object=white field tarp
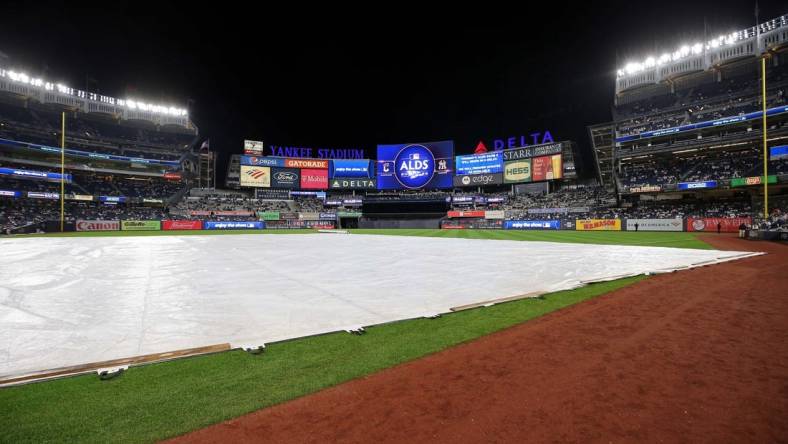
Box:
[0,234,759,378]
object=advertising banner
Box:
[142,198,163,204]
[121,220,161,231]
[771,145,788,160]
[447,210,486,218]
[99,196,127,203]
[441,219,503,229]
[455,152,503,175]
[189,210,253,216]
[502,142,563,161]
[27,192,59,199]
[300,168,329,189]
[0,190,21,198]
[484,210,505,219]
[163,172,182,180]
[342,198,362,206]
[329,178,377,189]
[204,221,265,230]
[686,217,752,233]
[162,220,202,230]
[270,167,301,189]
[255,188,290,200]
[76,220,119,231]
[376,140,454,189]
[730,175,777,187]
[575,219,622,231]
[677,180,717,190]
[67,194,94,201]
[503,159,531,183]
[240,165,271,187]
[257,211,281,221]
[625,219,683,232]
[285,158,329,169]
[241,156,285,167]
[337,211,362,218]
[299,212,320,220]
[244,140,264,155]
[329,159,372,178]
[280,212,299,220]
[531,155,563,181]
[0,167,72,182]
[629,185,662,193]
[504,220,561,230]
[453,173,503,187]
[320,212,337,220]
[266,220,336,229]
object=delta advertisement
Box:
[455,152,503,175]
[203,221,265,230]
[121,220,161,231]
[329,159,373,178]
[686,217,752,233]
[575,219,622,231]
[240,165,271,187]
[376,140,454,190]
[300,168,329,189]
[503,159,531,183]
[162,220,202,230]
[625,219,683,232]
[76,220,120,231]
[329,178,377,189]
[504,220,561,230]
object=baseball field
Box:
[0,230,786,443]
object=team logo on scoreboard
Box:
[393,144,436,189]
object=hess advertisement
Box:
[503,159,531,183]
[240,165,271,187]
[376,141,454,189]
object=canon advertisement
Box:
[376,140,454,190]
[76,220,120,231]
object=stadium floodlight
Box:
[0,64,189,118]
[617,13,786,78]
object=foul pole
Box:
[60,112,66,232]
[761,57,768,219]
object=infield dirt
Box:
[167,235,788,443]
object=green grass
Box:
[0,275,646,444]
[347,229,713,249]
[11,228,714,250]
[0,230,713,443]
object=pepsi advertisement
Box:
[329,159,372,178]
[455,152,503,175]
[376,140,454,190]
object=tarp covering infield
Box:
[0,234,761,379]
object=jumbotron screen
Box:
[376,140,454,190]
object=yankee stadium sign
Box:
[269,145,365,159]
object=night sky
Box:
[0,1,784,181]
